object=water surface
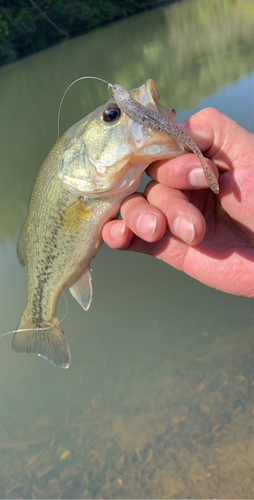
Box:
[0,0,253,498]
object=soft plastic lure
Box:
[110,83,219,194]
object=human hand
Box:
[102,108,254,298]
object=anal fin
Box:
[69,268,92,311]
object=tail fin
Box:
[12,313,71,369]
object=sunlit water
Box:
[0,0,253,498]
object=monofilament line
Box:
[57,76,112,140]
[0,290,69,340]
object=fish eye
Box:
[102,105,121,123]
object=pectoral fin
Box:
[69,268,92,311]
[17,223,28,266]
[60,199,93,235]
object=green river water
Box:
[0,0,253,497]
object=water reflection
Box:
[0,0,253,497]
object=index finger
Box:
[178,107,253,171]
[146,154,218,191]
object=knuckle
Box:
[201,107,224,123]
[121,194,145,221]
[144,180,159,199]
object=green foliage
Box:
[0,14,8,42]
[0,0,158,66]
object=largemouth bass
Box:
[13,79,200,369]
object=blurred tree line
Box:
[0,0,165,66]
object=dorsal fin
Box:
[17,223,28,267]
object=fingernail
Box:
[136,212,157,237]
[110,221,125,239]
[173,216,195,244]
[188,168,206,187]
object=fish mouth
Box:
[95,80,185,198]
[132,79,160,111]
[128,79,184,159]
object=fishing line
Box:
[57,76,113,140]
[28,0,68,37]
[57,76,157,140]
[0,290,69,340]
